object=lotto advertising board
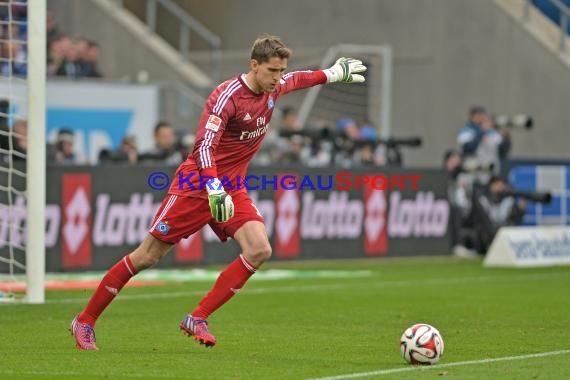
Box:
[1,165,451,272]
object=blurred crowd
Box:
[0,105,193,167]
[1,99,417,169]
[252,106,417,168]
[0,4,102,79]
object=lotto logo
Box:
[155,221,171,235]
[62,174,92,268]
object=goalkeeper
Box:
[71,34,366,350]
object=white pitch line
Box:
[307,349,570,380]
[36,270,570,305]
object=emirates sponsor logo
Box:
[239,124,270,140]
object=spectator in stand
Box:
[47,34,102,79]
[10,119,27,160]
[47,35,64,76]
[2,22,25,42]
[0,116,27,162]
[0,99,9,129]
[0,99,10,162]
[54,35,81,79]
[75,37,91,76]
[52,128,87,165]
[71,37,103,78]
[9,1,27,22]
[99,135,139,165]
[0,39,27,76]
[254,105,301,166]
[139,121,183,165]
[175,131,195,161]
[280,134,310,165]
[83,40,102,78]
[47,34,71,77]
[280,106,302,132]
[46,9,59,47]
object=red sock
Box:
[191,254,256,319]
[78,255,137,326]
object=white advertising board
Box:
[484,226,570,267]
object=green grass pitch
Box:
[1,256,569,379]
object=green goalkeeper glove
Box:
[323,57,367,83]
[206,178,234,222]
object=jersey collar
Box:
[239,74,263,96]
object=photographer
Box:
[333,118,361,167]
[472,176,527,254]
[457,106,510,184]
[443,149,477,257]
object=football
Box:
[400,323,444,365]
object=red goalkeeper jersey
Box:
[169,70,327,198]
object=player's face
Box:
[252,57,287,93]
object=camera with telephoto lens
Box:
[378,137,422,148]
[502,190,552,204]
[493,114,533,130]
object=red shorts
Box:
[149,191,264,244]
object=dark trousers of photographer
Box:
[472,193,525,253]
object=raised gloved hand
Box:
[323,57,367,83]
[206,178,234,222]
